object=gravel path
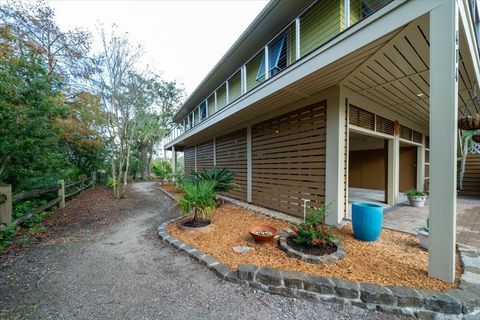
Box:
[0,182,409,319]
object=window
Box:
[256,33,287,81]
[199,101,207,120]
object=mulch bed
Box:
[286,237,337,256]
[168,202,461,291]
[160,183,183,200]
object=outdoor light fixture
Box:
[417,93,424,97]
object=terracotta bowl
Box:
[249,224,277,243]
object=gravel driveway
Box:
[0,182,409,319]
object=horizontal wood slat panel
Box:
[376,115,394,135]
[349,105,374,130]
[184,146,196,175]
[252,102,327,217]
[196,140,214,171]
[216,129,247,201]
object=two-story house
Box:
[164,0,480,283]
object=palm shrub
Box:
[192,167,239,193]
[178,180,216,222]
[292,207,336,247]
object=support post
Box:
[80,175,85,192]
[264,46,269,80]
[428,0,459,283]
[58,180,65,209]
[247,126,253,203]
[387,135,400,205]
[0,184,12,226]
[92,172,96,187]
[295,18,301,60]
[171,145,177,178]
[325,86,346,225]
[417,136,426,191]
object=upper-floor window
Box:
[256,33,287,81]
[199,101,207,120]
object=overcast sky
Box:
[48,0,268,96]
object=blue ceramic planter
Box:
[351,202,383,242]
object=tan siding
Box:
[216,129,248,200]
[251,102,327,217]
[184,146,196,174]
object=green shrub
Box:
[405,189,427,197]
[13,199,47,220]
[106,177,116,188]
[192,167,239,193]
[0,225,19,251]
[292,207,336,247]
[152,160,172,183]
[178,180,216,222]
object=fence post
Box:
[80,175,85,191]
[0,184,12,226]
[58,180,65,209]
[92,172,96,187]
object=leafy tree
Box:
[151,160,172,184]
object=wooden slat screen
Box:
[349,105,374,130]
[196,140,214,171]
[400,125,412,140]
[184,146,196,174]
[412,130,423,143]
[375,116,394,135]
[252,102,327,217]
[216,129,247,200]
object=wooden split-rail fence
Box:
[0,174,96,229]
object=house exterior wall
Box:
[229,71,242,102]
[196,140,214,171]
[184,146,196,174]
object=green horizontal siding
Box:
[300,0,342,57]
[216,84,227,110]
[207,94,215,116]
[246,51,264,92]
[229,71,242,102]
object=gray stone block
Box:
[386,285,423,308]
[303,276,335,295]
[211,263,231,279]
[236,264,258,281]
[169,240,182,249]
[158,231,168,240]
[418,290,462,314]
[281,270,305,290]
[331,278,360,300]
[257,268,283,287]
[445,289,480,314]
[200,254,218,267]
[462,255,480,270]
[181,244,194,253]
[360,283,395,305]
[189,249,205,262]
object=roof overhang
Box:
[172,0,314,122]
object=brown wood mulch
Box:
[168,203,461,291]
[160,183,183,200]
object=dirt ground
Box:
[0,182,409,320]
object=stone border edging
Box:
[158,219,480,319]
[278,230,345,264]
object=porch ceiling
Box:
[341,14,480,129]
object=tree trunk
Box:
[116,138,125,198]
[122,142,132,197]
[147,140,154,179]
[139,142,148,180]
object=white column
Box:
[417,136,425,191]
[247,126,253,203]
[213,137,217,167]
[344,0,350,29]
[171,145,177,175]
[214,91,218,112]
[325,86,346,225]
[387,135,400,205]
[295,18,301,60]
[241,65,247,94]
[264,46,269,80]
[428,0,459,283]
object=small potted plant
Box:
[415,218,429,250]
[405,189,428,208]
